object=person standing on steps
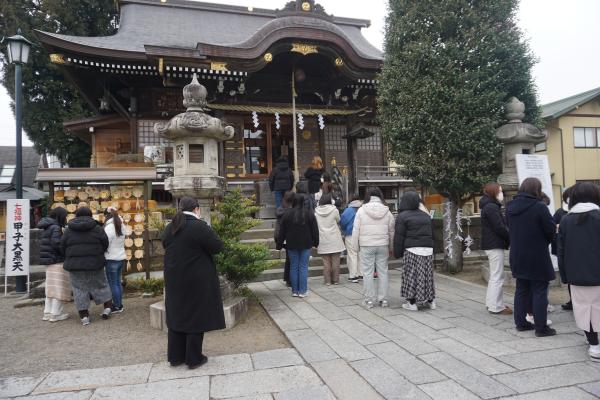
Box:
[557,182,600,361]
[507,177,557,337]
[479,182,512,315]
[60,207,113,326]
[103,206,126,314]
[304,156,324,196]
[161,197,225,369]
[352,187,395,309]
[38,206,71,323]
[315,193,346,286]
[269,156,294,209]
[552,186,574,311]
[275,191,295,287]
[394,191,436,311]
[277,193,319,298]
[340,196,363,283]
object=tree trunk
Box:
[443,199,464,273]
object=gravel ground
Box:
[0,294,289,377]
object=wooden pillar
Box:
[130,117,138,154]
[346,118,359,197]
[143,180,151,280]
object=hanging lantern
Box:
[252,111,259,128]
[317,114,325,130]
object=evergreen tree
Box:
[379,0,540,272]
[1,0,117,166]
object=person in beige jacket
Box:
[352,187,395,308]
[315,193,347,285]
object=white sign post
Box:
[4,199,30,296]
[515,154,555,211]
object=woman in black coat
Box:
[557,182,600,360]
[507,178,556,337]
[161,197,225,369]
[479,183,511,315]
[61,207,112,326]
[304,156,324,195]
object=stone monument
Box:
[149,74,247,331]
[496,97,547,194]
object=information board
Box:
[515,154,555,211]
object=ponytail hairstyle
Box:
[104,206,123,236]
[172,196,200,235]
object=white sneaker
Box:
[42,313,51,321]
[547,304,556,313]
[81,316,90,326]
[49,313,70,322]
[292,293,299,297]
[298,293,308,298]
[428,301,437,310]
[380,300,389,308]
[525,315,552,326]
[402,303,418,311]
[589,345,600,361]
[101,308,112,320]
[363,300,374,309]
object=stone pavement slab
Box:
[418,380,480,400]
[273,385,335,400]
[210,366,321,399]
[332,318,387,345]
[429,337,516,374]
[90,376,209,400]
[579,381,600,396]
[438,327,518,357]
[148,353,252,381]
[251,349,304,370]
[311,359,384,400]
[498,346,590,369]
[0,375,46,398]
[12,391,93,400]
[494,362,600,394]
[303,317,374,361]
[351,357,430,400]
[497,386,598,399]
[33,364,152,394]
[284,329,338,363]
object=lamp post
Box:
[3,29,32,293]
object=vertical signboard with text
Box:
[4,199,30,294]
[515,154,555,211]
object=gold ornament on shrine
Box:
[210,61,229,72]
[335,57,344,67]
[291,43,318,56]
[49,53,67,65]
[264,53,273,62]
[301,2,311,11]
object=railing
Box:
[357,165,413,183]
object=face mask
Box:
[496,192,504,203]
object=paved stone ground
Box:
[3,272,600,399]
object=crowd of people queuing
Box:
[481,177,600,360]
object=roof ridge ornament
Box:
[279,0,331,19]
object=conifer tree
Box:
[379,0,539,271]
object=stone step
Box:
[240,238,276,249]
[254,219,277,230]
[240,228,275,241]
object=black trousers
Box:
[168,329,204,366]
[514,278,549,332]
[586,324,599,346]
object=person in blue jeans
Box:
[269,156,295,208]
[277,193,319,297]
[103,207,127,313]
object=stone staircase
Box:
[242,220,489,282]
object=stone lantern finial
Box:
[183,73,208,111]
[505,97,525,122]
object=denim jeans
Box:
[274,191,284,208]
[105,260,125,308]
[360,245,389,303]
[288,249,310,295]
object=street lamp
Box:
[3,29,32,294]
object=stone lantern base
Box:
[164,175,226,199]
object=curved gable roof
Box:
[37,0,383,63]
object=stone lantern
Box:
[155,74,234,221]
[496,97,547,195]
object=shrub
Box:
[128,277,164,296]
[212,189,273,288]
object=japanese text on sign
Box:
[5,199,30,277]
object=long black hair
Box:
[75,207,93,217]
[49,207,67,227]
[105,207,123,236]
[172,196,200,234]
[364,187,384,204]
[291,193,309,225]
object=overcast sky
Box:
[1,0,599,147]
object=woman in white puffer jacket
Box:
[104,207,126,313]
[352,187,395,309]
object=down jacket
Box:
[104,217,126,261]
[269,160,294,192]
[314,204,346,254]
[61,216,109,272]
[351,196,395,250]
[37,217,65,265]
[393,192,434,258]
[479,195,509,250]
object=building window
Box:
[324,125,347,151]
[535,142,547,152]
[189,144,204,163]
[138,120,174,163]
[574,127,600,148]
[357,128,382,151]
[0,165,15,184]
